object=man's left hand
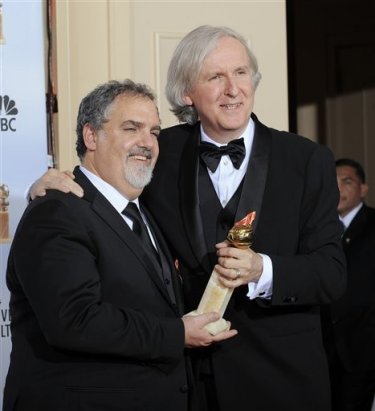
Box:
[215,241,263,288]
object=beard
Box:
[124,148,154,189]
[124,162,153,189]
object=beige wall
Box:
[54,1,131,169]
[54,1,288,171]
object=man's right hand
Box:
[29,169,84,200]
[182,312,238,348]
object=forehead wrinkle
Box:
[122,119,143,127]
[121,119,161,132]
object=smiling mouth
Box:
[221,103,242,110]
[129,148,152,161]
[130,154,151,161]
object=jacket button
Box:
[283,296,298,304]
[164,278,170,285]
[180,384,189,393]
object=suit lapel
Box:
[73,168,175,308]
[235,114,271,235]
[343,205,368,250]
[142,206,185,315]
[179,125,211,273]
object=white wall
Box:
[0,1,48,407]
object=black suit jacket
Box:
[327,204,375,372]
[142,114,346,411]
[4,168,189,411]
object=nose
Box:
[139,130,157,148]
[224,76,239,97]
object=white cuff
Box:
[247,254,273,300]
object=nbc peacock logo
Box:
[0,95,18,132]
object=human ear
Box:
[361,183,369,199]
[82,124,97,151]
[182,95,193,106]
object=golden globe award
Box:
[0,3,5,45]
[189,211,256,335]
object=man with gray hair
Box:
[143,25,345,411]
[29,26,346,410]
[4,79,236,411]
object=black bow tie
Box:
[199,138,246,173]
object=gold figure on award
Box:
[0,3,5,45]
[190,211,256,335]
[0,184,10,242]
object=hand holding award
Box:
[189,211,256,335]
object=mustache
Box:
[128,147,153,159]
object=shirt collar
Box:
[79,166,139,214]
[199,117,254,165]
[340,202,363,229]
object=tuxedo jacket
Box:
[327,204,375,372]
[142,114,346,411]
[4,168,189,411]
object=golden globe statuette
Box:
[189,211,256,335]
[0,184,10,242]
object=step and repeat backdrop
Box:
[0,1,48,406]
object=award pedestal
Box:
[188,212,256,335]
[188,269,233,335]
[0,210,10,243]
[0,184,10,243]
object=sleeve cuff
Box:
[247,253,273,300]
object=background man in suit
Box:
[322,158,375,411]
[28,26,346,410]
[3,79,236,411]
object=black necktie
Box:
[199,138,246,173]
[122,202,160,264]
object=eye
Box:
[236,68,248,76]
[209,74,221,81]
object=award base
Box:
[187,310,230,335]
[187,269,233,335]
[0,211,10,243]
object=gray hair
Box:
[166,25,262,125]
[76,79,156,160]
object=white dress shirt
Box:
[80,166,157,247]
[200,119,273,299]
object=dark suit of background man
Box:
[3,80,236,411]
[322,158,375,411]
[29,26,346,411]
